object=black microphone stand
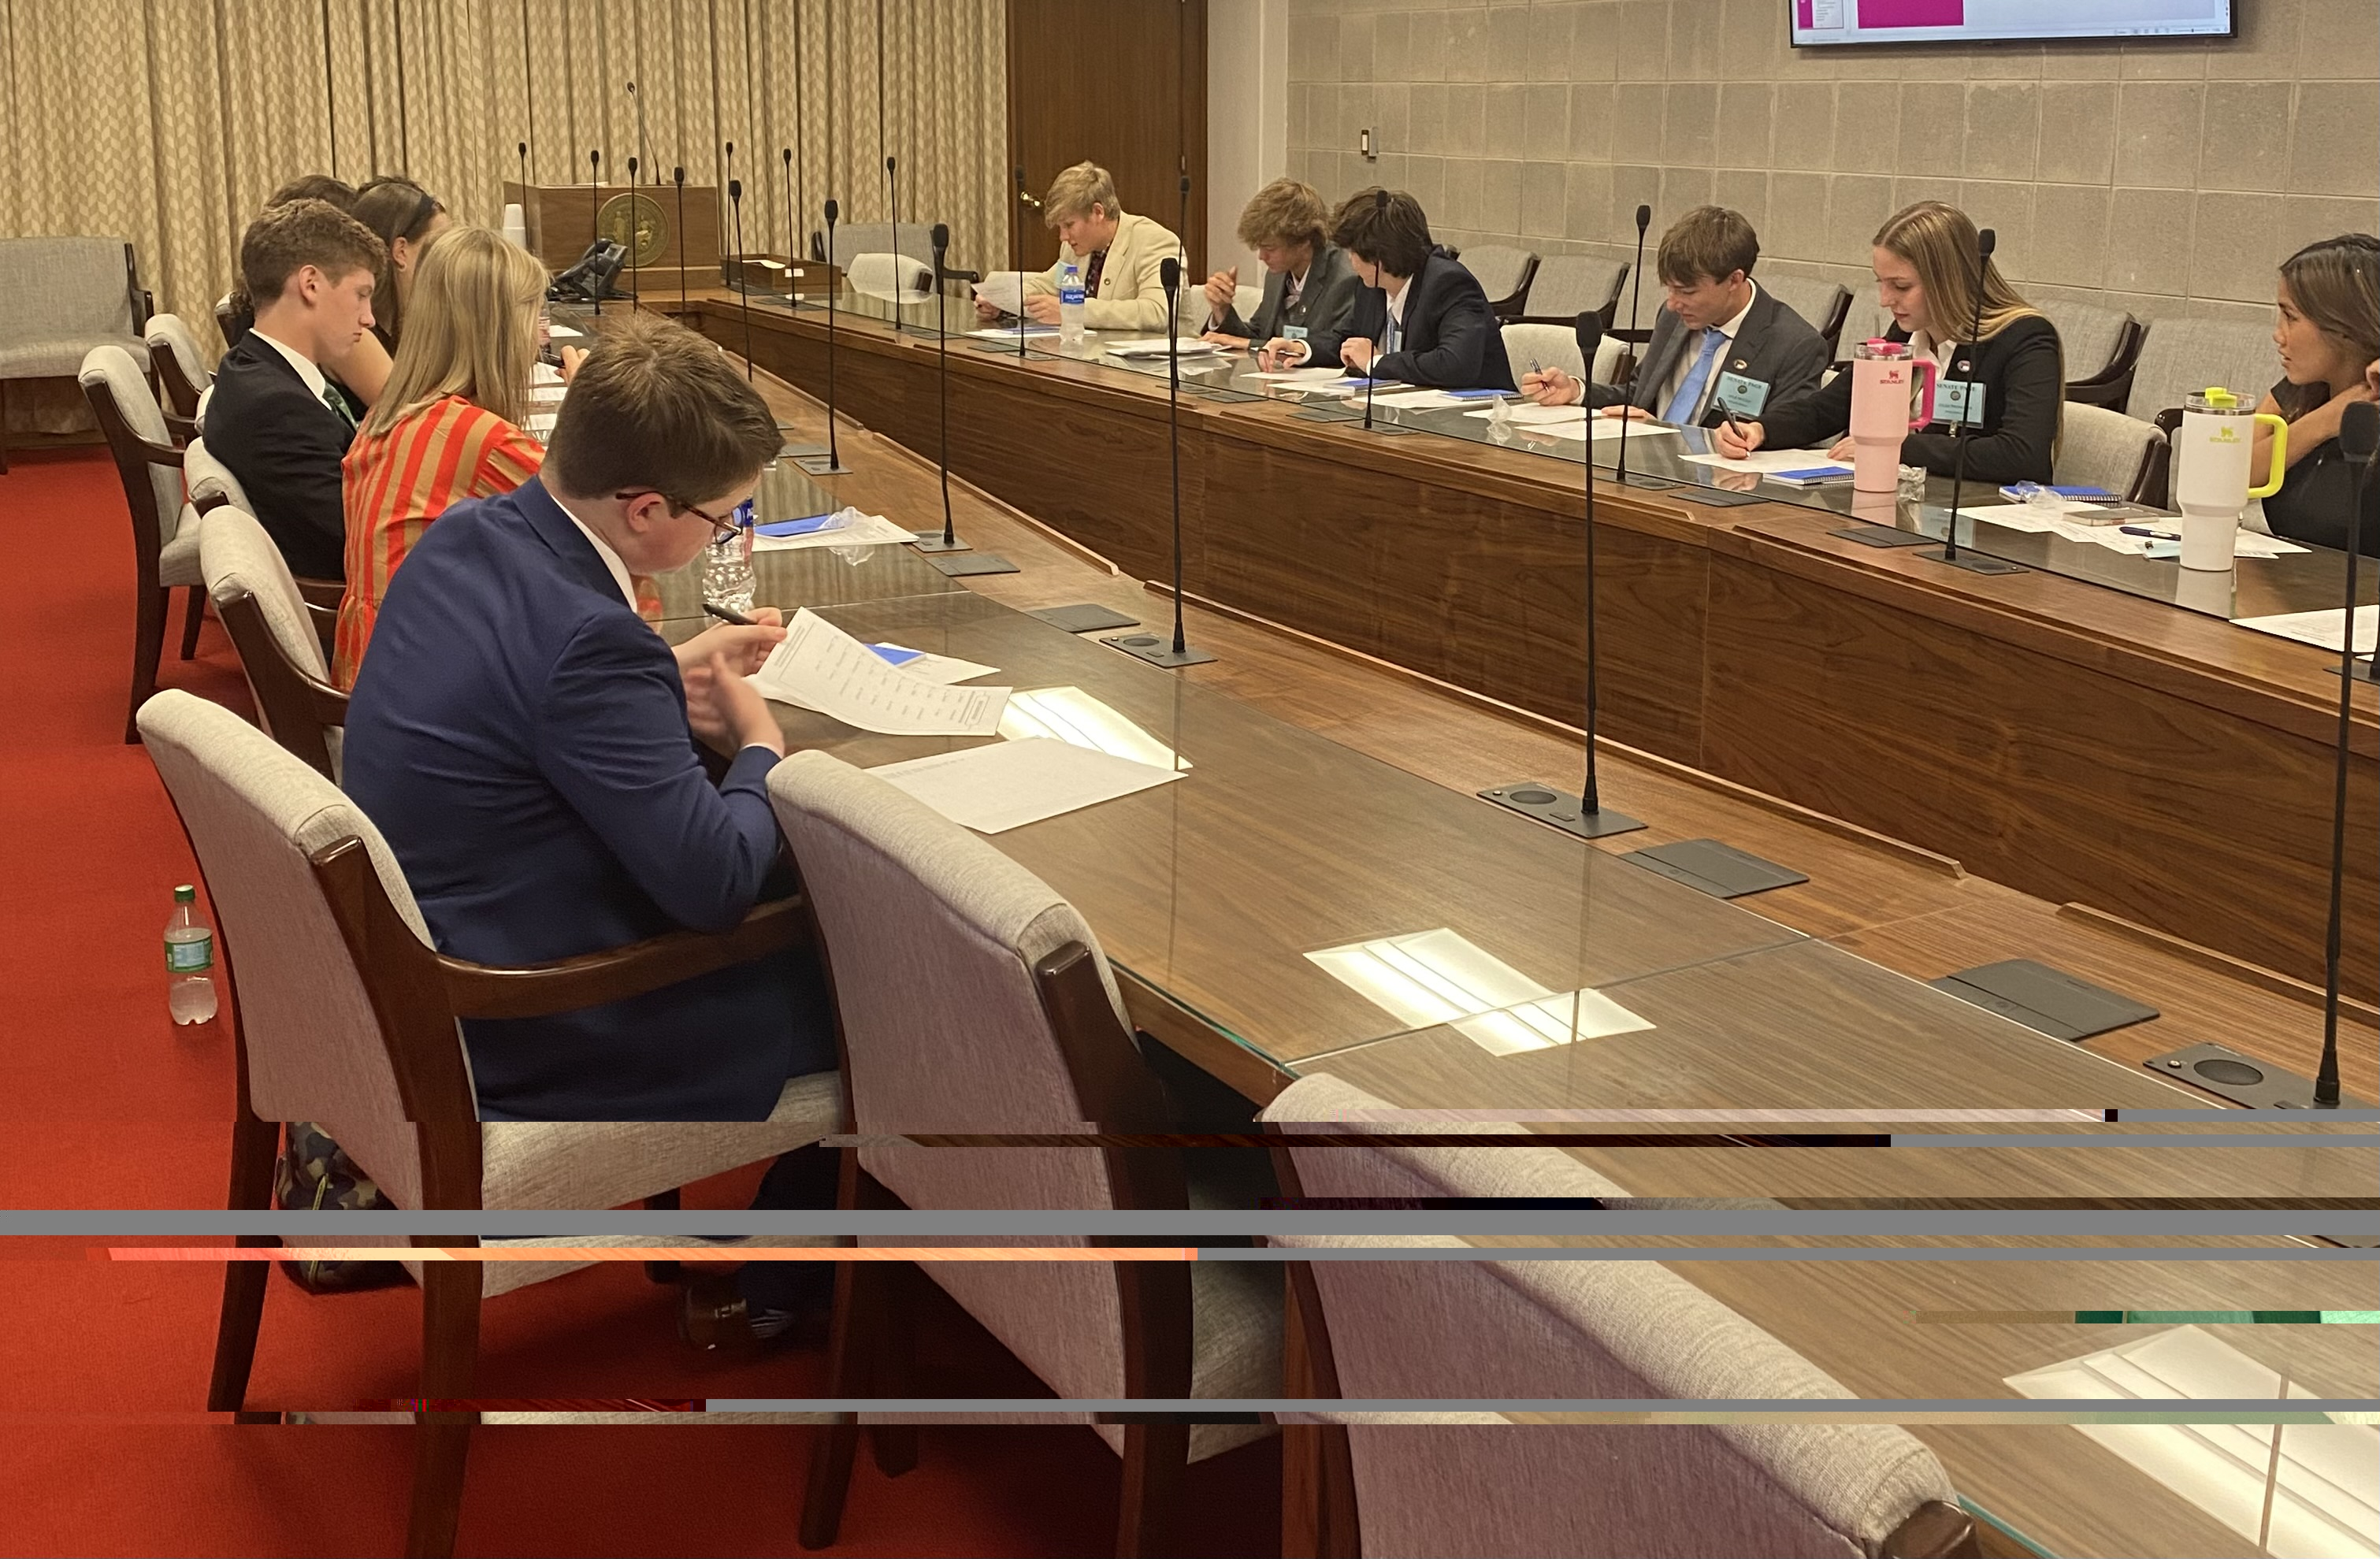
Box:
[589,149,604,315]
[1613,203,1670,490]
[1362,189,1387,432]
[516,141,528,199]
[673,166,688,321]
[730,176,756,380]
[782,147,798,306]
[1482,309,1643,838]
[626,156,640,303]
[2315,400,2377,1108]
[1928,228,2022,575]
[1105,257,1215,668]
[1012,165,1031,359]
[795,199,851,474]
[886,154,903,336]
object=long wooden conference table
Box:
[607,313,2378,1559]
[674,285,2379,1002]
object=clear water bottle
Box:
[703,498,757,615]
[1058,262,1086,349]
[165,884,217,1026]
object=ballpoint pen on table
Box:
[2118,525,2183,541]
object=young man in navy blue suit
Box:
[1265,187,1517,392]
[343,312,833,1346]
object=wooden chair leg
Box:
[800,1151,874,1551]
[643,1187,682,1283]
[206,1114,281,1415]
[0,378,10,474]
[125,584,167,744]
[406,1260,481,1559]
[179,585,205,659]
[1114,1420,1191,1559]
[867,1260,919,1477]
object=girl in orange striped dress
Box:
[334,226,590,688]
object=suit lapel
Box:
[514,478,636,603]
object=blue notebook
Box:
[756,512,838,537]
[1769,466,1856,486]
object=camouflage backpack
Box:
[273,1122,406,1293]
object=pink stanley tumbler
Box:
[1847,340,1937,493]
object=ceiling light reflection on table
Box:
[1305,928,1654,1056]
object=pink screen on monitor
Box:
[1856,0,1966,24]
[1797,0,1816,24]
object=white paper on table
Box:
[546,324,585,340]
[1103,336,1223,359]
[1955,507,2313,559]
[968,324,1058,341]
[532,362,565,385]
[749,510,917,551]
[867,736,1183,833]
[871,645,1001,685]
[998,685,1190,770]
[1250,366,1350,384]
[1684,446,1843,473]
[1368,388,1469,410]
[525,411,557,432]
[529,385,569,406]
[2233,603,2378,654]
[1532,417,1683,443]
[748,608,1008,734]
[1464,403,1590,427]
[971,270,1030,314]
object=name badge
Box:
[1711,369,1770,418]
[1935,380,1987,427]
[1282,325,1309,340]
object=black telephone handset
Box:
[548,239,627,303]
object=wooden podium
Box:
[505,181,721,299]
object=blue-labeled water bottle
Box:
[1059,261,1086,349]
[165,884,217,1026]
[704,496,758,616]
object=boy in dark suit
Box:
[1279,187,1517,392]
[203,199,384,581]
[1522,206,1829,429]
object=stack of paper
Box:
[1368,388,1471,411]
[748,610,1008,734]
[1955,508,2313,560]
[1463,403,1591,428]
[1103,337,1223,359]
[1251,366,1351,385]
[1683,447,1844,473]
[748,509,917,551]
[2233,603,2378,654]
[869,737,1183,833]
[868,644,1001,685]
[970,270,1030,315]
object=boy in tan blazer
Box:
[982,161,1183,334]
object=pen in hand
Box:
[703,600,756,626]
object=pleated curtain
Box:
[1,0,1008,414]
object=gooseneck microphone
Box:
[627,81,648,185]
[2315,399,2378,1109]
[1363,189,1388,432]
[729,177,755,380]
[1942,227,1996,565]
[931,222,956,548]
[626,157,640,301]
[794,198,850,475]
[673,165,688,320]
[589,149,605,315]
[1476,307,1643,838]
[1012,165,1030,359]
[1104,258,1215,668]
[517,141,528,194]
[782,147,796,303]
[886,155,903,335]
[1613,203,1652,487]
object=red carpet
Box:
[0,448,1278,1557]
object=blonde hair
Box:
[359,225,544,440]
[1044,161,1118,227]
[1874,202,2042,343]
[1236,177,1328,252]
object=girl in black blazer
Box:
[2253,234,2378,557]
[1718,202,2063,485]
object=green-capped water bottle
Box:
[165,885,218,1026]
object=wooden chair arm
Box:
[438,894,811,1020]
[306,600,339,661]
[293,576,343,611]
[1881,1499,1982,1558]
[164,410,197,444]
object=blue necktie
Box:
[1663,329,1722,424]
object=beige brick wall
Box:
[1283,0,2378,329]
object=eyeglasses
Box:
[614,488,742,544]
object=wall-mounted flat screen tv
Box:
[1790,0,2236,46]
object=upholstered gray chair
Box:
[137,689,845,1559]
[1259,1072,1982,1559]
[2053,403,2165,503]
[182,433,251,517]
[818,220,939,269]
[2041,301,2144,409]
[1517,254,1629,328]
[1454,243,1539,319]
[145,312,213,422]
[1500,322,1626,390]
[80,344,202,741]
[0,236,146,473]
[198,507,344,780]
[766,748,1281,1557]
[1761,274,1857,358]
[1234,281,1266,323]
[2126,317,2282,426]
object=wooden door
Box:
[1005,0,1208,277]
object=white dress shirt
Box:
[551,496,642,612]
[248,328,330,402]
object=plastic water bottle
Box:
[703,498,757,616]
[1059,262,1086,349]
[165,885,218,1026]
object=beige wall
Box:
[1280,0,2378,331]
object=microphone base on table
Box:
[1832,524,1936,548]
[1101,633,1216,668]
[1031,603,1140,633]
[1478,782,1646,840]
[791,454,852,476]
[1611,473,1679,491]
[2138,1041,2367,1111]
[911,531,970,554]
[925,551,1017,577]
[1918,546,2026,575]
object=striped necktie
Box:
[321,383,356,431]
